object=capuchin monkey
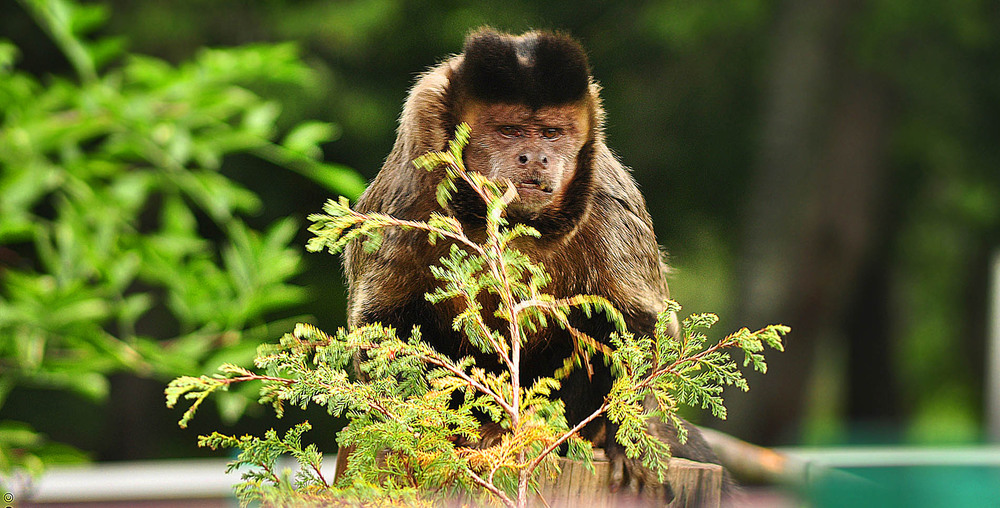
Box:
[339,28,727,500]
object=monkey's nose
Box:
[517,153,548,166]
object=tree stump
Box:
[539,455,723,507]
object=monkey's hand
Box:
[604,418,676,503]
[604,415,727,503]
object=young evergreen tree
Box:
[167,124,788,507]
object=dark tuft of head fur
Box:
[453,28,590,109]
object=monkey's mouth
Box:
[515,178,553,197]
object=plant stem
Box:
[516,468,529,508]
[525,400,609,476]
[250,143,366,197]
[419,352,516,418]
[20,0,98,83]
[466,466,515,507]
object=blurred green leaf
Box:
[243,101,281,137]
[283,121,338,159]
[0,40,18,70]
[0,421,88,477]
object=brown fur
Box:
[340,29,725,498]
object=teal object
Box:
[809,465,1000,508]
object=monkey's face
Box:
[461,102,589,216]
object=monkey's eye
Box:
[498,126,523,138]
[540,128,562,140]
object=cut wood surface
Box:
[539,455,723,507]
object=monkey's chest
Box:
[425,293,616,416]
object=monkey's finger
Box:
[608,454,627,493]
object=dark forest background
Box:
[2,0,1000,466]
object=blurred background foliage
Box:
[1,0,999,477]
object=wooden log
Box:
[538,454,723,507]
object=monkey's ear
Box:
[529,32,591,102]
[396,61,456,163]
[457,30,520,103]
[456,28,590,108]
